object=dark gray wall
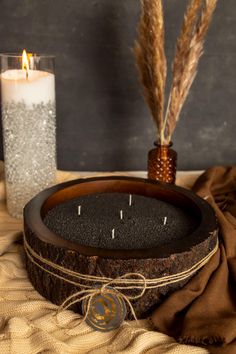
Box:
[0,0,235,171]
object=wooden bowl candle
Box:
[24,176,218,325]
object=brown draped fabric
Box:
[151,166,236,354]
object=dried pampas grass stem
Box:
[165,0,217,140]
[163,0,203,136]
[135,0,167,144]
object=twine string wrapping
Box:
[23,233,219,321]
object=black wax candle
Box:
[43,193,197,250]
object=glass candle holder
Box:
[0,52,57,218]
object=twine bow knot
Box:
[58,273,147,322]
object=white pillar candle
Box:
[1,69,55,105]
[1,55,56,218]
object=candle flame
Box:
[22,49,32,78]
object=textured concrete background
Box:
[0,0,235,171]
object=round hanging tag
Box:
[82,287,126,332]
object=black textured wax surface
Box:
[43,193,198,250]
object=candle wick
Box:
[164,216,167,225]
[129,194,132,206]
[78,205,81,216]
[120,210,123,220]
[26,70,29,80]
[112,228,115,239]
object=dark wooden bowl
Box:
[24,176,218,319]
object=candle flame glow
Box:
[22,50,32,78]
[22,50,29,71]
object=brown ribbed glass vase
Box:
[148,142,177,184]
